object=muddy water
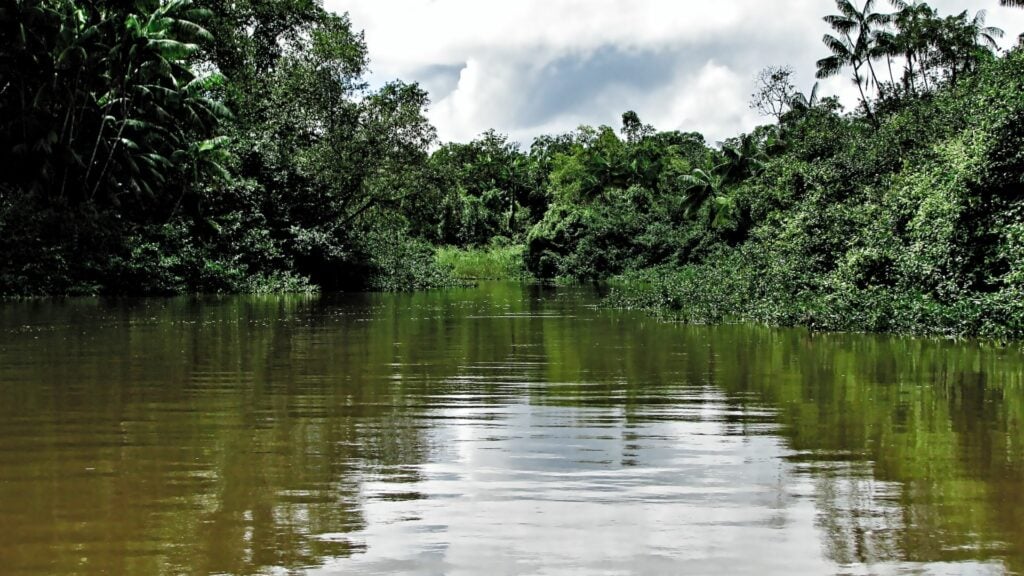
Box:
[1,282,1022,575]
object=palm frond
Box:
[822,34,854,57]
[816,56,844,78]
[824,14,857,34]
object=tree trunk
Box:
[886,56,896,96]
[865,57,881,96]
[853,65,876,125]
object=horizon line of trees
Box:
[1,0,1023,335]
[516,0,1024,338]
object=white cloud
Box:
[655,61,761,144]
[325,0,1024,145]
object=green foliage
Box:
[524,120,715,280]
[1,0,445,295]
[420,130,537,246]
[3,0,1024,344]
[436,243,528,281]
[595,48,1024,340]
[364,236,459,292]
[0,0,229,204]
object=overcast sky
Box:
[324,0,1024,145]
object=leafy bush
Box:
[365,236,460,292]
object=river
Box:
[1,282,1022,575]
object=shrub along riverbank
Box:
[2,1,1024,339]
[435,244,528,281]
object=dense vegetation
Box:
[2,0,1023,337]
[1,0,444,294]
[595,2,1024,340]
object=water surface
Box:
[1,282,1023,575]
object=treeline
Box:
[2,1,1024,338]
[592,1,1024,339]
[427,0,1024,339]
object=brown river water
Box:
[1,282,1023,575]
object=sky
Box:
[324,0,1024,146]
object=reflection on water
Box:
[0,282,1023,575]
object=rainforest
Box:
[2,0,1024,339]
[8,3,1024,575]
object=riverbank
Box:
[605,260,1024,341]
[435,244,529,281]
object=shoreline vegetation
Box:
[2,1,1024,340]
[436,244,529,281]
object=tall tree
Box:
[719,134,767,185]
[929,10,1003,84]
[677,164,740,230]
[790,82,822,111]
[871,29,901,92]
[888,0,938,92]
[228,9,437,286]
[823,0,892,91]
[817,32,876,121]
[966,9,1005,50]
[621,110,654,144]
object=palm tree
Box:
[817,0,897,121]
[790,82,821,111]
[965,10,1004,51]
[887,0,936,93]
[720,134,766,185]
[823,0,892,90]
[677,134,764,230]
[86,0,228,202]
[870,29,900,93]
[0,0,228,204]
[679,167,734,229]
[817,32,876,120]
[933,10,1004,84]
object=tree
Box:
[427,130,531,245]
[790,82,821,111]
[0,0,229,205]
[921,10,1004,86]
[673,134,763,230]
[871,28,900,92]
[252,23,436,285]
[817,32,876,120]
[887,0,938,93]
[824,0,892,90]
[965,10,1004,51]
[720,133,767,184]
[0,0,239,294]
[678,166,736,229]
[621,110,654,144]
[750,66,796,122]
[817,0,893,122]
